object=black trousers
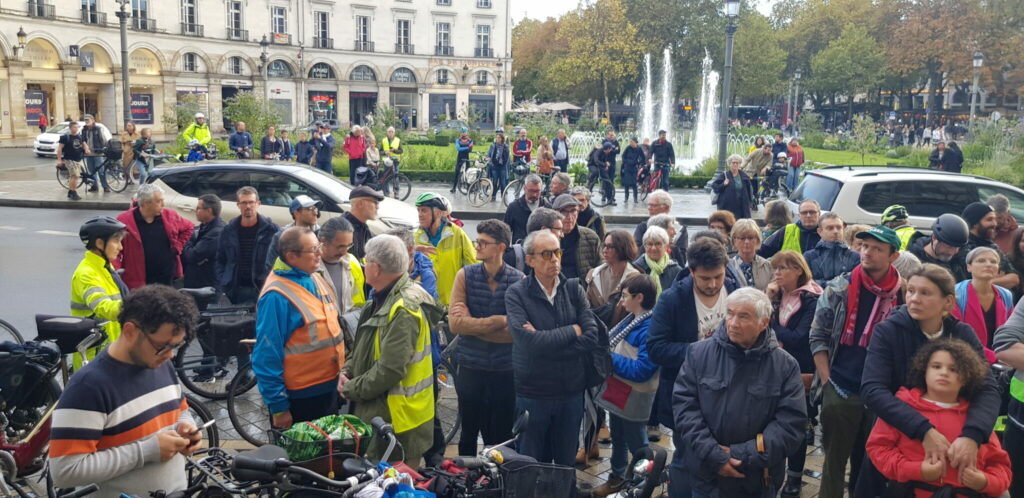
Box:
[349,157,364,185]
[290,390,341,424]
[455,366,516,457]
[1005,422,1024,497]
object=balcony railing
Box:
[227,28,248,41]
[435,45,453,56]
[474,47,494,58]
[132,17,157,32]
[395,43,414,55]
[27,1,55,19]
[181,22,204,37]
[314,37,333,49]
[354,40,374,52]
[81,8,106,25]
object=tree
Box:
[223,92,283,143]
[545,0,643,120]
[808,24,885,115]
[731,12,786,101]
[851,114,876,165]
[162,93,203,136]
[511,18,562,101]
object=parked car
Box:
[787,166,1024,229]
[147,161,418,232]
[432,119,469,135]
[33,121,85,157]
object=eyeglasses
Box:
[799,210,820,216]
[140,330,187,356]
[473,239,501,248]
[295,243,324,254]
[734,236,759,242]
[528,248,563,261]
[238,201,258,206]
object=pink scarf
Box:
[841,265,902,347]
[780,280,823,327]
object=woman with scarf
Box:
[586,230,641,321]
[952,246,1013,363]
[766,250,822,498]
[592,274,660,497]
[711,154,754,220]
[857,264,1001,497]
[633,226,681,297]
[729,219,773,291]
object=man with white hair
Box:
[635,190,689,267]
[115,184,194,289]
[676,287,806,497]
[343,125,367,185]
[549,172,572,198]
[340,234,436,464]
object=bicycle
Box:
[638,163,669,201]
[129,153,176,184]
[455,152,489,195]
[501,161,535,207]
[586,175,617,208]
[56,140,131,193]
[355,158,412,201]
[758,166,790,206]
[174,287,257,401]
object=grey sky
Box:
[512,0,777,23]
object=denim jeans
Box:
[786,166,801,191]
[609,414,648,478]
[135,158,153,184]
[515,393,584,467]
[659,165,671,190]
[86,156,110,190]
[489,163,508,199]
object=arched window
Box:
[350,65,376,81]
[229,56,243,75]
[309,62,335,79]
[390,67,416,83]
[183,53,198,72]
[476,71,489,85]
[267,59,293,78]
[436,69,450,84]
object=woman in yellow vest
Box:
[70,216,130,367]
[381,127,403,197]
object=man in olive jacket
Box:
[340,235,436,464]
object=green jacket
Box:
[342,274,436,462]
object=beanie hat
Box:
[962,202,993,228]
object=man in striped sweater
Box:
[49,285,201,496]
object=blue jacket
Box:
[315,135,335,165]
[612,316,658,382]
[803,240,859,287]
[229,131,253,152]
[280,139,294,160]
[410,252,439,301]
[295,140,315,164]
[253,262,337,414]
[214,214,280,295]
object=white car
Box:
[33,121,85,157]
[148,161,418,233]
[787,166,1024,228]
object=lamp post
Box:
[15,26,26,59]
[716,0,740,173]
[259,35,270,102]
[970,51,984,128]
[114,0,131,123]
[792,68,802,132]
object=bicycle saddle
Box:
[34,315,101,355]
[232,444,289,482]
[179,287,218,305]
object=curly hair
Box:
[119,284,198,339]
[907,338,989,400]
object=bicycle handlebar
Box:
[232,454,289,476]
[57,484,100,498]
[453,457,487,469]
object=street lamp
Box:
[13,26,27,59]
[792,68,802,131]
[113,0,131,123]
[462,64,470,84]
[970,51,984,128]
[716,0,740,173]
[259,35,270,102]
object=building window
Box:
[477,0,491,7]
[229,56,243,75]
[228,1,243,32]
[272,6,287,35]
[351,65,376,81]
[437,0,451,5]
[396,20,411,47]
[183,52,198,72]
[309,62,335,79]
[476,25,491,50]
[437,69,450,84]
[476,71,488,85]
[436,22,450,51]
[181,0,196,26]
[267,59,293,78]
[391,67,416,83]
[132,0,148,18]
[356,16,371,43]
[315,11,329,40]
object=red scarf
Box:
[841,265,902,347]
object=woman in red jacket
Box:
[867,339,1011,497]
[342,125,367,186]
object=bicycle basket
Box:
[465,167,481,183]
[499,459,577,498]
[103,139,123,160]
[206,305,255,356]
[271,414,373,462]
[0,350,28,405]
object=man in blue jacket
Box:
[215,186,279,304]
[313,125,336,174]
[803,212,859,286]
[229,121,254,159]
[647,236,738,497]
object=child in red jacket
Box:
[867,339,1011,497]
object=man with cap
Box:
[312,124,335,174]
[907,213,971,281]
[809,225,904,498]
[960,201,1019,289]
[880,204,919,250]
[649,130,675,190]
[266,195,323,268]
[344,186,383,260]
[552,194,601,280]
[80,114,112,193]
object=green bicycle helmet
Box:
[415,192,446,211]
[881,204,909,223]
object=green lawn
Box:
[803,147,908,166]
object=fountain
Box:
[639,54,655,143]
[659,47,673,141]
[690,52,719,167]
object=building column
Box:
[337,83,350,128]
[418,89,429,131]
[112,68,125,131]
[61,64,80,125]
[161,71,179,135]
[377,84,390,113]
[4,62,30,139]
[208,80,223,133]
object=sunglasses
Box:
[528,248,563,261]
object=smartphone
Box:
[188,419,216,436]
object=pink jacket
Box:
[115,207,194,289]
[343,135,366,160]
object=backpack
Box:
[511,243,526,273]
[566,279,612,389]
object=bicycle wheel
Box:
[129,161,142,183]
[56,166,70,190]
[104,162,129,193]
[175,334,255,400]
[457,173,471,195]
[638,178,651,202]
[501,180,523,207]
[0,318,25,344]
[468,179,493,208]
[390,173,412,201]
[589,179,616,208]
[10,362,62,476]
[226,363,271,446]
[184,393,220,449]
[435,357,461,446]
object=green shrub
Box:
[893,146,914,158]
[961,143,993,162]
[903,150,932,168]
[800,132,826,149]
[884,149,900,159]
[822,136,843,150]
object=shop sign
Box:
[24,90,47,126]
[222,79,253,87]
[79,51,94,70]
[130,94,154,124]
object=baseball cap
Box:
[83,114,95,120]
[855,225,901,252]
[289,194,322,213]
[350,186,385,201]
[551,193,580,212]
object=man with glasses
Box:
[344,186,383,260]
[319,216,364,315]
[265,195,323,268]
[50,285,202,497]
[216,186,280,304]
[552,194,602,280]
[448,220,523,457]
[505,230,600,466]
[908,213,971,280]
[759,199,822,258]
[254,227,346,430]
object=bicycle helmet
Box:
[460,127,469,133]
[931,213,969,247]
[188,138,200,147]
[79,216,126,248]
[415,192,446,211]
[776,152,788,159]
[194,112,205,119]
[881,204,909,223]
[495,127,505,135]
[439,196,453,212]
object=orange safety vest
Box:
[260,272,346,391]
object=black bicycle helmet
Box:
[931,213,969,247]
[79,216,126,247]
